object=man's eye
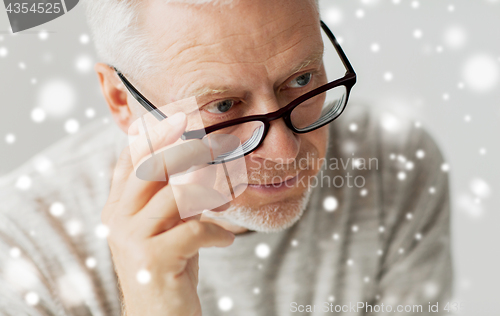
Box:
[288,73,312,88]
[205,99,235,114]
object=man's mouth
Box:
[247,174,299,192]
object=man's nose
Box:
[250,115,300,164]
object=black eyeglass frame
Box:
[111,21,356,156]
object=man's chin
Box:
[203,189,313,233]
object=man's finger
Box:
[153,220,235,272]
[118,139,217,215]
[129,112,187,169]
[133,184,231,237]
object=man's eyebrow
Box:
[289,50,325,75]
[190,86,231,99]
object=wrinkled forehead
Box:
[140,0,322,89]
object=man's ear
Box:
[94,63,134,134]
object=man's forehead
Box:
[143,0,320,60]
[141,0,321,100]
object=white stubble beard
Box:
[203,187,313,233]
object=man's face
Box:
[132,0,328,232]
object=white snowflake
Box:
[95,224,110,239]
[5,133,16,144]
[65,119,80,134]
[383,72,393,82]
[416,150,425,159]
[323,196,338,212]
[0,47,7,57]
[85,108,96,118]
[65,220,83,236]
[79,34,90,44]
[381,113,400,131]
[371,43,380,53]
[75,55,93,73]
[457,194,483,218]
[405,161,414,170]
[9,247,21,258]
[255,243,271,258]
[33,156,53,174]
[441,163,450,172]
[38,30,49,40]
[25,292,40,306]
[85,257,97,269]
[50,202,66,217]
[462,54,499,92]
[423,281,439,299]
[16,175,32,190]
[37,79,76,118]
[57,270,93,306]
[218,296,233,311]
[31,108,47,123]
[470,178,491,198]
[324,7,343,26]
[3,259,39,288]
[444,26,467,49]
[136,269,151,284]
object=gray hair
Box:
[83,0,320,83]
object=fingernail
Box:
[210,139,222,150]
[167,112,186,126]
[202,137,222,150]
[226,230,236,239]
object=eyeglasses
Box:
[111,21,356,164]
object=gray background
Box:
[0,0,499,314]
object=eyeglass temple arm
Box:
[110,66,168,121]
[320,20,356,76]
[109,65,198,141]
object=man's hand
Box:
[102,112,235,316]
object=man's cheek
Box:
[303,128,328,169]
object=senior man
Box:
[0,0,453,315]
